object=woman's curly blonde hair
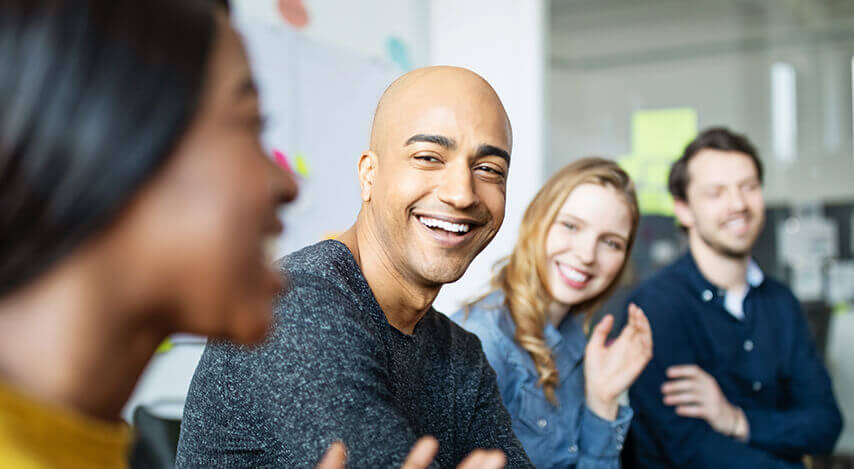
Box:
[468,157,639,405]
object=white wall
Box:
[122,344,204,421]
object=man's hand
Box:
[315,437,506,469]
[662,364,748,440]
[315,442,347,469]
[584,303,653,420]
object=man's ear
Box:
[673,197,695,230]
[357,150,378,202]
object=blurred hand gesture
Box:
[315,437,506,469]
[315,443,347,469]
[662,364,748,439]
[584,303,653,420]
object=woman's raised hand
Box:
[583,303,653,420]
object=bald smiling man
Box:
[177,67,534,468]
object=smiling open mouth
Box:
[418,216,472,235]
[722,216,751,235]
[556,261,591,288]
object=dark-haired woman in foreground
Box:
[0,0,298,466]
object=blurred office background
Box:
[548,1,854,460]
[125,1,854,466]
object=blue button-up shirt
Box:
[451,291,631,469]
[627,252,843,468]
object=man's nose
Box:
[727,187,747,211]
[436,160,477,210]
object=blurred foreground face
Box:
[124,16,297,344]
[544,183,632,308]
[677,149,764,258]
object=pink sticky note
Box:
[278,0,309,29]
[272,149,294,174]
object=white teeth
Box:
[725,218,747,229]
[558,263,589,282]
[418,216,471,233]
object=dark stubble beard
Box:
[698,229,751,259]
[696,214,763,260]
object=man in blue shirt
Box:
[626,127,843,468]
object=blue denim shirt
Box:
[451,291,631,469]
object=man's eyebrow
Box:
[475,144,510,163]
[405,134,457,149]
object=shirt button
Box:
[568,444,578,454]
[753,381,762,392]
[537,418,547,428]
[702,289,713,302]
[744,340,754,351]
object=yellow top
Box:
[0,379,131,468]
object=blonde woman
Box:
[452,157,653,468]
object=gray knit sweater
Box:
[176,240,533,468]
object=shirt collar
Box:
[678,251,719,297]
[746,259,764,287]
[724,259,764,320]
[677,251,765,297]
[550,312,587,365]
[543,321,563,349]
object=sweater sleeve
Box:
[458,334,535,469]
[176,339,288,467]
[451,310,512,398]
[178,274,433,469]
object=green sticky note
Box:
[155,338,173,354]
[619,108,698,216]
[294,153,310,177]
[620,154,674,216]
[632,108,698,158]
[618,153,642,177]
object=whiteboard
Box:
[234,15,401,255]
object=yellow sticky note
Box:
[323,231,342,240]
[632,108,698,158]
[155,338,173,354]
[295,153,311,177]
[620,154,677,216]
[620,154,673,216]
[619,108,698,216]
